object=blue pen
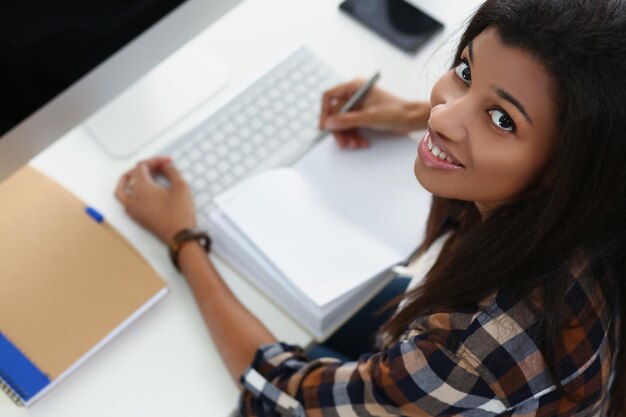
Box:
[85,206,105,223]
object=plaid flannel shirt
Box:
[239,273,613,417]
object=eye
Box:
[454,60,471,84]
[489,109,516,132]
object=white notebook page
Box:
[295,134,430,257]
[214,168,400,306]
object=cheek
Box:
[472,144,549,197]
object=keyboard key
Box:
[233,165,246,177]
[206,170,218,181]
[251,135,264,145]
[215,146,228,157]
[228,152,242,163]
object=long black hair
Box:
[383,1,626,415]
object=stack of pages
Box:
[211,135,431,340]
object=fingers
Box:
[137,162,156,185]
[325,110,377,131]
[115,173,131,204]
[115,158,175,205]
[114,168,146,212]
[319,80,362,129]
[142,156,172,171]
[333,129,370,149]
[160,161,185,185]
[320,81,373,150]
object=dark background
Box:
[0,0,188,136]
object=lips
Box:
[427,128,463,166]
[417,129,465,171]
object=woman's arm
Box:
[115,157,275,385]
[177,241,276,384]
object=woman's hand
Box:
[319,79,431,148]
[115,157,196,244]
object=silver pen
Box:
[287,71,381,165]
[311,71,381,144]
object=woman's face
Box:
[414,27,557,214]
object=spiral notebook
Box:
[0,166,168,407]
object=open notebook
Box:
[211,134,431,340]
[0,166,168,407]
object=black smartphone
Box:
[339,0,444,54]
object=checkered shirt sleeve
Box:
[239,279,612,417]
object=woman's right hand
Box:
[115,157,197,245]
[319,79,431,149]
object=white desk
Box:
[0,0,481,415]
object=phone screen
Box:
[339,0,443,54]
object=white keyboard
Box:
[158,47,341,229]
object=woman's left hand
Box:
[115,157,196,244]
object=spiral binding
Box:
[0,374,24,406]
[0,331,50,407]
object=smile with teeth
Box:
[426,136,462,167]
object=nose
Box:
[429,82,470,143]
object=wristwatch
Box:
[168,228,211,271]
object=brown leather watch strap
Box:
[168,228,211,271]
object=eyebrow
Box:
[493,87,533,125]
[466,40,533,125]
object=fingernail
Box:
[325,117,337,129]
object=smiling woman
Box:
[115,0,626,415]
[383,1,626,415]
[415,27,558,213]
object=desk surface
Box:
[1,0,481,415]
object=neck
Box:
[474,201,498,219]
